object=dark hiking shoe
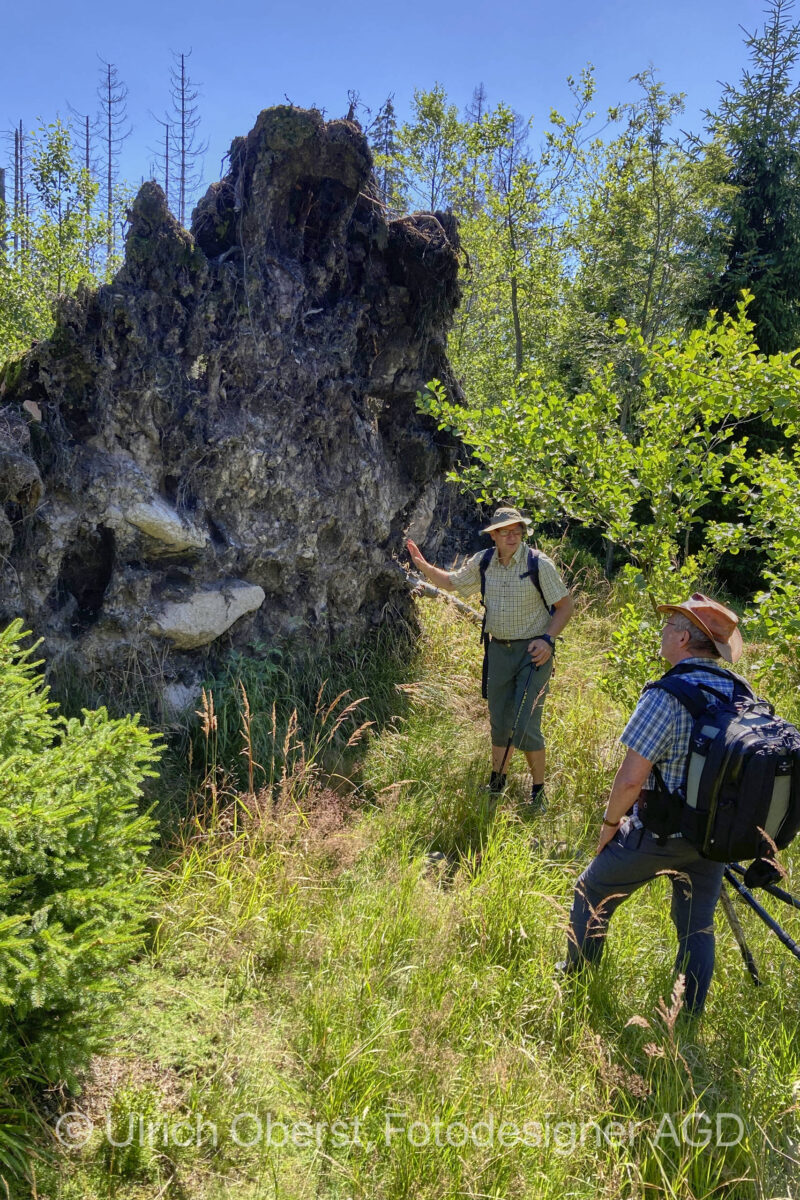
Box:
[524,782,547,811]
[486,772,507,794]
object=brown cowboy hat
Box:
[657,592,743,664]
[481,505,532,534]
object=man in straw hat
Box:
[407,506,574,805]
[560,593,744,1014]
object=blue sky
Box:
[3,0,768,199]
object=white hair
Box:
[670,613,720,657]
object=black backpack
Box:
[641,662,800,863]
[478,546,554,699]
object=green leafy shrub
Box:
[734,447,800,715]
[420,303,800,701]
[0,620,161,1089]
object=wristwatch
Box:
[538,633,555,648]
[602,814,621,827]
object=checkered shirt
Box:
[622,658,739,828]
[449,542,568,639]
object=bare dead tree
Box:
[97,58,131,258]
[65,106,101,274]
[148,113,172,209]
[68,105,93,173]
[464,82,489,216]
[465,82,488,124]
[14,122,25,256]
[13,127,20,258]
[492,110,532,373]
[167,50,207,225]
[344,89,370,126]
[0,165,6,261]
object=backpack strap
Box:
[644,675,726,718]
[652,662,758,705]
[667,662,733,678]
[519,547,555,615]
[644,661,754,718]
[666,660,756,700]
[478,547,494,700]
[478,546,495,606]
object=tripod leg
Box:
[724,867,800,963]
[720,883,761,986]
[727,863,800,912]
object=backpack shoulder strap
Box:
[520,547,555,614]
[478,547,494,605]
[667,661,732,682]
[666,660,756,702]
[645,659,752,718]
[644,675,720,719]
[478,547,494,693]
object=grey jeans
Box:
[566,820,725,1013]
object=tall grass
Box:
[188,624,417,796]
[37,591,800,1200]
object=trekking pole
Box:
[723,867,800,964]
[719,884,761,985]
[497,660,537,778]
[726,863,800,912]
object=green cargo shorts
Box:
[486,637,554,752]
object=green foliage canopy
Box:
[0,120,125,360]
[419,301,800,702]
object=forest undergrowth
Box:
[30,582,800,1200]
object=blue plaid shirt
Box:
[621,658,739,826]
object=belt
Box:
[488,635,531,647]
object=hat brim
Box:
[657,603,743,665]
[481,517,532,534]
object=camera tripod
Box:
[719,863,800,986]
